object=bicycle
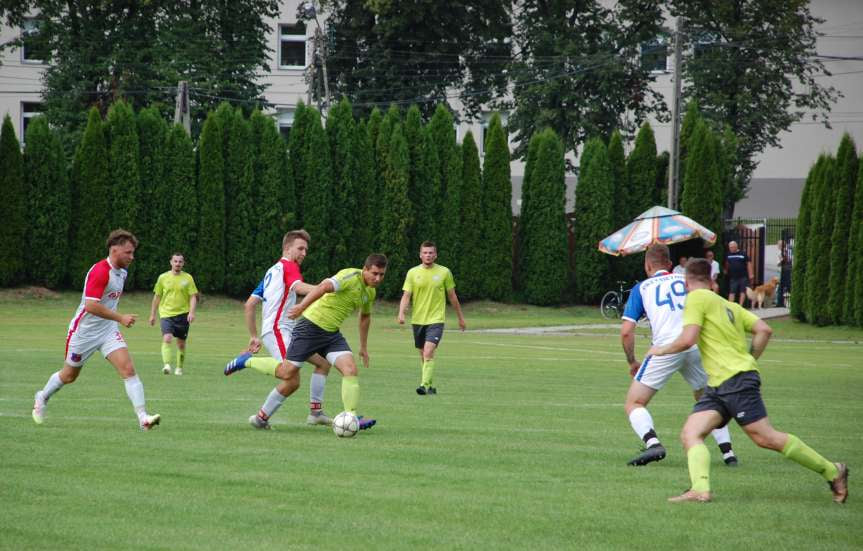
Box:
[600,280,635,320]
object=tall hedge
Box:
[654,151,670,207]
[0,115,26,287]
[300,109,334,282]
[428,106,462,274]
[222,107,257,296]
[677,100,702,205]
[286,101,312,228]
[573,137,614,303]
[326,98,360,271]
[251,110,291,271]
[681,121,723,250]
[828,134,858,324]
[625,123,658,280]
[480,113,513,301]
[136,107,168,289]
[195,111,226,293]
[458,131,484,299]
[159,125,198,270]
[377,123,412,299]
[790,159,818,321]
[25,116,70,288]
[806,155,836,326]
[514,131,542,293]
[106,101,141,287]
[69,107,111,289]
[403,105,426,250]
[519,129,568,305]
[353,119,376,265]
[847,158,863,326]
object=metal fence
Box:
[724,217,796,285]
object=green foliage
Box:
[805,156,836,326]
[415,126,442,248]
[508,0,666,167]
[677,100,701,205]
[327,2,511,118]
[457,131,484,299]
[654,151,669,207]
[622,123,658,281]
[194,111,226,293]
[300,109,334,282]
[69,108,111,289]
[286,101,312,228]
[24,116,70,288]
[514,132,542,292]
[250,110,291,272]
[573,137,614,303]
[105,100,140,287]
[377,124,412,299]
[353,119,376,265]
[719,126,743,218]
[480,113,513,301]
[681,121,723,248]
[0,114,26,287]
[847,158,863,326]
[135,107,168,290]
[607,130,628,232]
[828,134,858,324]
[158,125,198,274]
[519,129,568,305]
[428,105,462,273]
[327,99,360,271]
[791,158,820,322]
[403,105,426,250]
[221,107,256,296]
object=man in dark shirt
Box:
[725,241,753,306]
[776,239,792,307]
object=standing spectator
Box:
[724,241,753,306]
[672,256,688,275]
[705,250,721,293]
[776,240,792,308]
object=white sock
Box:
[123,375,147,420]
[41,371,65,401]
[310,372,327,410]
[628,407,660,447]
[260,388,287,419]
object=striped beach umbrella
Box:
[598,206,717,256]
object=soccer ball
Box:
[332,411,359,438]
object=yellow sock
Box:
[421,359,435,387]
[782,434,838,481]
[177,349,185,369]
[161,342,172,365]
[687,443,711,492]
[341,376,360,413]
[247,357,279,377]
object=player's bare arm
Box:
[647,324,700,357]
[244,296,262,353]
[397,291,411,324]
[287,279,335,319]
[188,293,198,323]
[85,299,136,328]
[446,288,466,330]
[749,319,772,359]
[359,312,371,368]
[620,319,641,376]
[293,281,318,296]
[148,294,160,326]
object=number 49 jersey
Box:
[622,270,688,346]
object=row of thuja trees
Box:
[791,133,863,327]
[0,98,733,304]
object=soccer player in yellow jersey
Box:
[398,241,466,395]
[648,258,848,504]
[149,252,199,376]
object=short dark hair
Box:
[420,241,436,251]
[364,253,388,269]
[645,244,671,265]
[106,229,138,249]
[685,258,712,282]
[283,229,311,250]
[171,252,185,260]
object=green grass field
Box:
[1,290,861,550]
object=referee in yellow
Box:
[398,241,466,395]
[648,258,848,504]
[149,252,199,376]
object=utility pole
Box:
[668,19,683,209]
[173,81,190,135]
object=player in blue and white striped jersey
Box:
[619,244,737,467]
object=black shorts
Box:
[286,318,351,367]
[160,313,190,340]
[692,371,768,427]
[412,323,445,349]
[729,276,749,295]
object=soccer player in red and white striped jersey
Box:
[32,229,161,431]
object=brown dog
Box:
[745,276,779,309]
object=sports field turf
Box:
[1,290,861,550]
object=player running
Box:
[225,253,388,431]
[32,229,161,431]
[237,230,333,427]
[397,241,466,395]
[149,252,199,376]
[621,245,736,467]
[649,258,848,503]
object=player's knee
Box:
[60,368,80,384]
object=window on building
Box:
[21,102,43,142]
[21,18,49,63]
[641,33,669,73]
[278,109,295,143]
[693,31,720,59]
[279,23,307,69]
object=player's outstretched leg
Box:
[224,352,253,375]
[32,370,74,425]
[626,406,666,466]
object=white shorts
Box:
[65,328,128,368]
[633,347,707,391]
[261,328,292,361]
